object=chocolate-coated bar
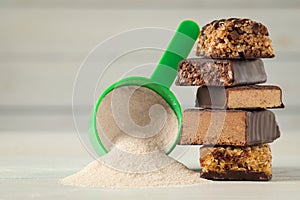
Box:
[200,145,272,181]
[176,58,266,86]
[179,109,280,146]
[196,85,284,109]
[196,18,274,59]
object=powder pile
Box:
[62,86,209,187]
[61,145,209,187]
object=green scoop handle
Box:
[150,20,200,88]
[90,20,200,157]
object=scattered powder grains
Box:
[62,86,209,188]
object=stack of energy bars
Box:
[176,18,284,181]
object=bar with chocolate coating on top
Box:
[176,58,266,86]
[196,85,284,109]
[179,109,280,146]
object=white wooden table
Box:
[1,131,300,199]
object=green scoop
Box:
[89,20,200,156]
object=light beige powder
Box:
[62,86,209,187]
[62,133,209,187]
[61,156,209,188]
[96,86,179,153]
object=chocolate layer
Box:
[179,109,280,146]
[196,18,274,59]
[176,58,266,86]
[200,171,272,181]
[196,85,284,109]
[200,145,272,181]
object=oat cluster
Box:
[200,144,272,175]
[196,18,274,59]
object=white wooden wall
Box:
[0,0,299,131]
